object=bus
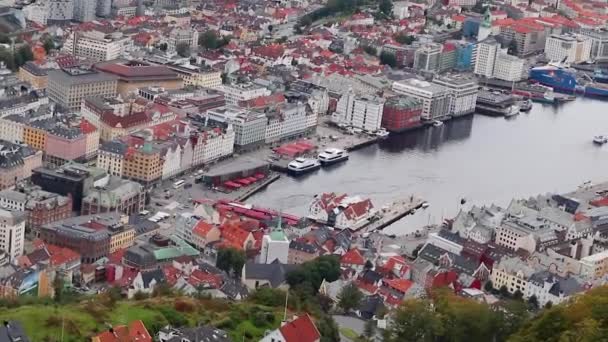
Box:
[173,180,185,189]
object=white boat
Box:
[421,202,430,209]
[593,135,608,144]
[432,120,443,127]
[318,148,349,165]
[504,105,520,117]
[375,128,390,139]
[287,157,321,175]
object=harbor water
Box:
[248,98,608,235]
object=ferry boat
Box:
[593,135,608,145]
[318,148,349,165]
[519,99,532,112]
[476,90,517,116]
[287,157,321,175]
[529,62,608,98]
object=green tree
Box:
[43,38,54,53]
[176,42,190,57]
[527,294,539,310]
[378,0,393,18]
[317,314,340,342]
[199,30,219,49]
[286,255,340,294]
[0,33,9,44]
[484,280,493,293]
[216,248,246,277]
[513,289,524,300]
[363,45,377,56]
[499,285,510,298]
[380,51,397,67]
[53,275,64,303]
[384,299,440,342]
[363,319,376,340]
[337,282,363,313]
[394,32,416,45]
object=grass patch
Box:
[340,327,360,340]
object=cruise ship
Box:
[287,157,321,175]
[529,62,608,98]
[318,148,349,165]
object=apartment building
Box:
[493,52,525,82]
[545,33,592,63]
[579,28,608,62]
[0,208,26,262]
[122,144,163,186]
[263,102,316,143]
[499,22,546,57]
[474,36,499,78]
[580,250,608,279]
[221,83,271,106]
[432,75,478,117]
[392,79,451,121]
[81,177,145,216]
[63,30,130,62]
[18,62,48,90]
[0,140,43,190]
[206,106,267,151]
[413,43,442,72]
[47,67,118,112]
[490,256,537,295]
[333,90,384,132]
[166,64,222,89]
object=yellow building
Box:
[109,226,136,253]
[18,62,48,90]
[167,64,222,89]
[123,144,162,185]
[23,125,47,151]
[490,256,536,295]
[580,250,608,279]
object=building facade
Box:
[333,90,384,132]
[392,79,451,120]
[47,67,118,112]
[545,34,592,63]
[0,208,26,262]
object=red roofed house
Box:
[260,314,321,342]
[500,20,547,57]
[92,320,152,342]
[341,248,367,272]
[191,220,221,250]
[219,222,256,250]
[309,193,375,229]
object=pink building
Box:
[45,127,86,166]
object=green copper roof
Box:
[269,230,288,241]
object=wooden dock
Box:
[355,196,426,233]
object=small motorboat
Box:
[593,135,608,145]
[432,120,443,127]
[519,99,532,112]
[421,202,430,209]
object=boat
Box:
[593,135,608,145]
[512,88,556,104]
[529,62,608,98]
[432,120,443,127]
[505,105,520,117]
[421,202,430,209]
[476,90,517,116]
[375,128,390,139]
[519,99,532,112]
[287,157,321,175]
[318,148,349,165]
[594,69,608,84]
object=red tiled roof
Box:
[279,314,321,342]
[95,61,179,80]
[47,245,80,267]
[189,269,222,288]
[341,248,366,266]
[163,266,181,286]
[101,111,150,128]
[93,320,152,342]
[252,44,285,59]
[80,119,97,134]
[384,278,414,293]
[220,222,253,250]
[193,220,216,238]
[343,199,374,221]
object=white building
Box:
[73,0,95,22]
[167,64,222,89]
[525,271,582,307]
[333,89,384,132]
[260,225,289,264]
[264,102,315,143]
[493,52,525,82]
[545,34,592,64]
[392,79,451,120]
[474,36,500,78]
[414,43,442,72]
[161,143,182,180]
[199,125,235,164]
[47,0,74,23]
[392,1,410,19]
[432,75,478,117]
[0,118,24,144]
[205,106,266,151]
[220,83,271,106]
[0,208,26,262]
[63,30,130,62]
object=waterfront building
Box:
[63,30,129,62]
[94,60,183,98]
[221,83,272,106]
[309,192,375,229]
[47,67,118,112]
[262,102,316,144]
[381,96,423,132]
[0,208,26,262]
[432,75,478,117]
[493,52,525,82]
[206,106,266,152]
[580,28,608,62]
[455,42,476,71]
[413,43,442,72]
[474,36,499,78]
[392,79,451,121]
[0,140,43,190]
[333,90,384,132]
[545,33,592,63]
[286,80,330,116]
[439,43,457,72]
[474,36,525,82]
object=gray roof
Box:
[528,270,582,297]
[243,260,299,288]
[141,269,165,288]
[289,240,317,254]
[48,68,118,86]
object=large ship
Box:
[529,62,608,98]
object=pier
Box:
[235,173,281,201]
[357,196,426,233]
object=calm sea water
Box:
[248,98,608,234]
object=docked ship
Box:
[476,90,518,116]
[287,157,321,175]
[318,148,349,165]
[529,62,608,98]
[593,69,608,84]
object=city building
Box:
[433,75,478,117]
[167,28,199,54]
[39,213,134,263]
[18,62,48,90]
[262,102,316,143]
[493,52,525,82]
[73,0,95,22]
[525,271,582,307]
[0,140,43,190]
[206,106,266,152]
[31,162,106,212]
[44,125,87,167]
[47,67,118,112]
[63,30,130,62]
[381,96,422,133]
[288,240,319,264]
[579,28,608,62]
[392,79,451,121]
[166,63,222,89]
[81,176,145,216]
[490,256,537,295]
[500,22,547,57]
[474,36,500,78]
[221,83,272,106]
[260,314,321,342]
[545,34,592,63]
[0,188,72,232]
[309,192,376,230]
[333,89,384,132]
[413,43,442,72]
[94,60,183,97]
[122,143,163,186]
[474,36,526,82]
[0,208,25,261]
[47,0,74,24]
[580,250,608,278]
